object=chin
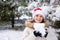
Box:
[36,21,41,23]
[35,20,42,23]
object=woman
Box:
[22,7,49,40]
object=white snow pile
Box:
[46,26,58,40]
[0,30,23,40]
[52,6,60,21]
[18,6,25,12]
[50,0,55,5]
[41,6,52,15]
[55,6,60,18]
[0,27,59,40]
[15,14,31,20]
[20,14,31,19]
[27,1,38,10]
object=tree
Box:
[0,0,15,28]
[54,21,60,29]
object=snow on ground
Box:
[0,30,23,40]
[0,27,59,40]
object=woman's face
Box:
[34,14,44,23]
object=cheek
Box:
[34,17,43,22]
[35,17,43,21]
[34,17,38,20]
[40,17,43,21]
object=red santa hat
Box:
[32,7,45,19]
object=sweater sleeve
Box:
[22,27,36,40]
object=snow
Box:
[34,23,46,36]
[27,1,38,10]
[0,30,23,40]
[14,14,31,20]
[20,14,31,19]
[51,6,60,21]
[0,26,59,40]
[55,7,60,18]
[50,0,55,5]
[41,6,52,15]
[3,0,6,1]
[56,29,60,32]
[14,17,18,20]
[0,0,60,40]
[18,6,25,12]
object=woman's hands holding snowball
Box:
[33,23,48,38]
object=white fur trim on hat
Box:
[32,7,45,19]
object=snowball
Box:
[34,23,46,36]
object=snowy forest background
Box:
[0,0,60,40]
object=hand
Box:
[44,31,48,38]
[33,31,42,37]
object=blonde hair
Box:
[25,19,49,29]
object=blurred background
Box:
[0,0,60,40]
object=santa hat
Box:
[32,7,45,19]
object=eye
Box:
[35,15,43,17]
[36,15,38,17]
[40,15,43,17]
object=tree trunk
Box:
[11,13,14,28]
